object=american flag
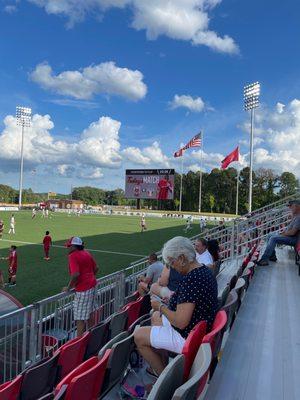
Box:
[183,132,202,150]
[174,148,184,158]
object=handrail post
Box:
[114,271,126,312]
[28,305,38,365]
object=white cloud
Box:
[30,61,147,101]
[4,5,18,13]
[240,99,300,177]
[78,167,104,179]
[122,141,170,166]
[170,94,206,113]
[0,114,122,173]
[28,0,239,54]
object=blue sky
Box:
[0,0,299,193]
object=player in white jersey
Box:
[45,209,49,218]
[184,216,193,233]
[141,216,147,232]
[8,214,15,234]
[199,217,206,231]
[41,208,45,218]
[32,208,36,219]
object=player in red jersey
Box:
[0,219,4,239]
[43,231,52,261]
[2,245,18,287]
[157,175,173,200]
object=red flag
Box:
[174,148,184,158]
[221,146,239,169]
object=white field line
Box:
[0,238,145,258]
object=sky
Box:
[0,0,299,193]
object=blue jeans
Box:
[261,233,297,260]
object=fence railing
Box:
[0,193,298,383]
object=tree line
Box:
[0,167,298,214]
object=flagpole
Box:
[179,153,184,212]
[236,169,240,215]
[198,131,203,213]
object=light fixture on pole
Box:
[16,106,32,209]
[243,82,260,213]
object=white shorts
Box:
[150,315,185,354]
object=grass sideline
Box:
[0,211,209,306]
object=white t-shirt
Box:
[196,249,213,266]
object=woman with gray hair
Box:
[134,236,218,377]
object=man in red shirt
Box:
[157,175,173,200]
[63,237,98,336]
[43,231,52,261]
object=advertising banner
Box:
[125,169,175,200]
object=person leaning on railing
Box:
[134,236,218,377]
[137,253,164,296]
[256,200,300,266]
[63,237,99,337]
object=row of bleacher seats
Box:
[0,244,260,400]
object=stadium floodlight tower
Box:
[16,106,32,209]
[243,81,260,213]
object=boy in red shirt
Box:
[4,245,18,287]
[43,231,52,261]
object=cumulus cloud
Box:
[122,141,170,166]
[170,94,206,113]
[30,61,147,101]
[0,114,122,174]
[28,0,239,54]
[240,100,300,177]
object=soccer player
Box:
[141,215,147,233]
[4,245,18,286]
[184,216,193,233]
[8,214,15,234]
[41,208,45,218]
[32,208,36,219]
[45,209,49,218]
[157,175,173,200]
[0,219,4,239]
[43,231,52,261]
[0,269,4,288]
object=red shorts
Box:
[9,267,17,277]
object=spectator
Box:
[150,262,184,301]
[195,238,214,266]
[256,200,300,266]
[138,254,163,296]
[207,239,221,276]
[63,237,98,336]
[134,236,218,377]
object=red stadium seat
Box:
[0,375,23,400]
[123,297,143,329]
[54,350,111,400]
[56,332,90,379]
[202,311,227,377]
[181,321,207,381]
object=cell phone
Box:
[150,294,163,303]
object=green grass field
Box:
[0,211,204,306]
